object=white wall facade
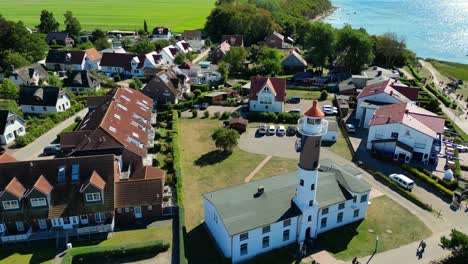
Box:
[159,49,175,65]
[203,198,232,258]
[66,84,101,94]
[362,107,378,128]
[21,95,71,114]
[85,59,101,70]
[0,116,26,145]
[249,89,284,113]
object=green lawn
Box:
[0,225,172,264]
[427,59,468,81]
[325,128,353,161]
[318,196,432,260]
[285,90,321,100]
[0,0,216,32]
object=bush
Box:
[62,240,170,264]
[193,89,202,98]
[402,164,454,198]
[319,90,328,101]
[220,111,231,120]
[425,83,451,107]
[214,111,221,118]
[416,167,458,190]
[204,110,210,118]
[247,111,300,124]
[191,109,198,118]
[159,122,168,129]
[231,111,240,118]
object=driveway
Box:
[8,108,88,161]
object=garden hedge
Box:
[247,111,301,124]
[401,164,454,198]
[62,240,169,264]
[425,83,452,107]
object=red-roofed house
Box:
[355,79,419,127]
[249,76,286,112]
[366,103,444,164]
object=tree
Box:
[48,74,63,87]
[37,10,59,33]
[129,39,155,54]
[94,38,111,50]
[154,39,170,52]
[64,11,81,37]
[120,38,133,49]
[129,78,142,89]
[211,127,239,152]
[304,22,336,69]
[144,20,148,33]
[336,25,374,73]
[3,51,31,69]
[91,29,106,42]
[373,33,407,68]
[77,41,94,50]
[255,46,282,76]
[174,52,186,64]
[218,61,229,82]
[0,79,20,100]
[223,47,248,75]
[439,229,468,264]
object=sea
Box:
[322,0,468,64]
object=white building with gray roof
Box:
[203,101,371,263]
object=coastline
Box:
[311,6,337,22]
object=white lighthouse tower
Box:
[293,100,328,242]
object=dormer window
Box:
[2,200,19,210]
[58,166,66,183]
[85,193,101,202]
[71,164,79,182]
[30,197,47,207]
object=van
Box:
[389,174,415,191]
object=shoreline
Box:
[311,6,337,22]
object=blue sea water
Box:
[323,0,468,64]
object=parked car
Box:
[277,125,286,136]
[43,145,61,156]
[288,109,301,114]
[268,125,276,135]
[288,97,301,104]
[322,105,338,115]
[200,103,209,110]
[192,104,200,110]
[346,124,356,133]
[258,124,267,135]
[287,125,297,136]
[389,174,414,191]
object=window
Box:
[117,103,128,111]
[30,197,47,207]
[63,217,70,225]
[109,126,117,133]
[338,203,345,210]
[283,219,291,227]
[125,208,130,213]
[309,200,314,207]
[114,114,121,120]
[120,95,131,102]
[71,164,79,182]
[2,200,19,210]
[360,194,368,203]
[262,226,270,234]
[240,232,249,241]
[80,214,88,224]
[391,132,399,138]
[322,207,329,215]
[147,205,152,210]
[95,212,105,223]
[42,106,47,111]
[240,243,248,256]
[308,215,312,222]
[299,179,304,186]
[262,236,270,248]
[85,192,101,202]
[58,166,66,183]
[353,209,360,218]
[337,212,343,223]
[353,196,357,203]
[320,218,327,228]
[117,208,122,213]
[311,184,315,191]
[31,106,35,111]
[283,230,290,241]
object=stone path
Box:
[244,155,272,183]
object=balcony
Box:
[297,118,328,137]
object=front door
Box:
[134,207,142,218]
[38,219,47,230]
[16,221,25,232]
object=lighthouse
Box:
[293,100,328,241]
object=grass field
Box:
[318,196,432,260]
[0,0,216,32]
[427,59,468,81]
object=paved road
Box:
[192,48,210,64]
[10,109,88,161]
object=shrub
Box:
[193,89,202,98]
[319,90,328,101]
[214,111,221,118]
[192,109,198,118]
[204,110,210,118]
[402,164,454,198]
[74,116,82,123]
[220,111,231,120]
[231,111,240,118]
[159,122,168,129]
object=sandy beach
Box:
[311,6,337,22]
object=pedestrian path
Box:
[244,155,272,183]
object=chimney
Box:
[386,117,391,123]
[257,186,264,195]
[405,109,409,114]
[389,90,393,96]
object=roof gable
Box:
[33,175,53,195]
[3,177,26,198]
[249,76,286,101]
[18,86,64,107]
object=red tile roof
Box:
[304,100,325,118]
[0,151,17,163]
[114,178,164,207]
[84,48,102,61]
[4,177,26,198]
[88,171,106,190]
[249,76,286,102]
[131,166,165,180]
[33,175,53,195]
[356,79,417,102]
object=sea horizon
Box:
[322,0,468,64]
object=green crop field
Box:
[0,0,215,32]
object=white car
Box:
[346,124,356,133]
[322,105,338,115]
[258,124,267,135]
[389,174,414,191]
[288,109,301,114]
[277,125,286,136]
[268,125,276,135]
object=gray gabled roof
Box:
[203,160,371,236]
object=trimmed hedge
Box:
[454,150,462,179]
[402,164,454,198]
[425,83,451,107]
[416,167,458,190]
[408,65,422,81]
[247,111,301,124]
[362,166,432,211]
[62,240,170,264]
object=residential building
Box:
[45,50,86,71]
[0,147,16,163]
[18,86,71,114]
[100,47,127,54]
[263,31,293,49]
[84,48,102,70]
[281,50,307,73]
[159,46,179,66]
[203,101,371,263]
[8,64,48,87]
[174,40,193,54]
[60,87,155,170]
[355,79,419,128]
[64,70,101,93]
[100,53,156,77]
[151,27,172,39]
[45,32,74,47]
[142,67,190,105]
[210,41,231,64]
[367,103,444,164]
[0,154,167,243]
[0,110,26,145]
[249,76,286,113]
[322,120,338,142]
[182,30,202,41]
[178,61,222,85]
[222,35,244,47]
